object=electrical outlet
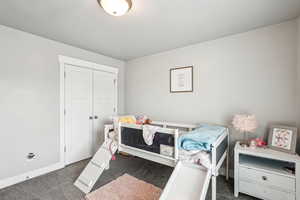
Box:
[27,153,36,161]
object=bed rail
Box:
[151,121,198,131]
[118,122,180,167]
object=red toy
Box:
[254,137,267,147]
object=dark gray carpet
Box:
[0,155,257,200]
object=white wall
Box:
[126,21,298,151]
[0,25,125,181]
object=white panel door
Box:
[93,71,117,151]
[65,65,93,165]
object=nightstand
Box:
[234,142,300,200]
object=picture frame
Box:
[268,125,298,154]
[170,66,193,93]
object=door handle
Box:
[94,116,98,119]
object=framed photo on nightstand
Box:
[268,125,297,154]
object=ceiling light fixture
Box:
[98,0,132,16]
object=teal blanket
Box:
[178,124,225,151]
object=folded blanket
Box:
[178,124,225,151]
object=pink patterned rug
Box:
[85,174,162,200]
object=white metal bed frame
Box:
[115,120,230,200]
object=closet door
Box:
[65,65,93,165]
[93,71,117,151]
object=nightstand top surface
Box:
[235,142,300,163]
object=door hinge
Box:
[113,79,116,84]
[64,146,66,152]
[64,109,66,115]
[113,107,116,113]
[64,71,66,78]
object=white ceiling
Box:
[0,0,300,60]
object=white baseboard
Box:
[0,162,64,190]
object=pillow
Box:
[119,116,136,124]
[112,115,136,134]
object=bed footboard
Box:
[211,128,229,177]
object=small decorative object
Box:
[249,140,257,149]
[268,125,297,154]
[254,137,267,148]
[144,119,152,125]
[170,66,193,93]
[232,114,258,147]
[136,115,152,125]
[136,115,148,125]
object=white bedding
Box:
[179,149,211,169]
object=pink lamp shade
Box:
[232,114,258,133]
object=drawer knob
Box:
[262,176,267,181]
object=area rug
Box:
[85,174,162,200]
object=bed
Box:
[117,121,230,200]
[75,120,229,200]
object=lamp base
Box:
[240,132,249,147]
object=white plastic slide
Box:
[74,139,118,194]
[160,161,211,200]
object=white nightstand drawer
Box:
[239,166,295,192]
[239,181,295,200]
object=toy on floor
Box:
[109,140,117,160]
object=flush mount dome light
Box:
[98,0,132,16]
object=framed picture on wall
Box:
[170,66,193,93]
[268,125,297,154]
